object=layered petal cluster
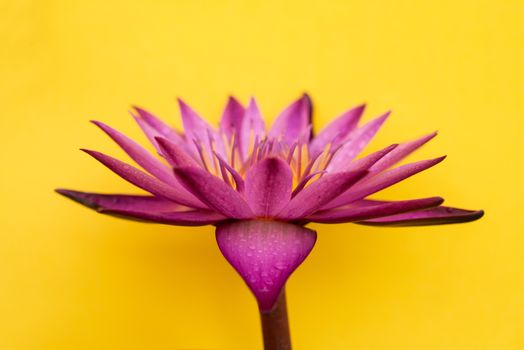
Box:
[57,94,483,310]
[58,95,482,227]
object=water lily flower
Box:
[57,94,483,349]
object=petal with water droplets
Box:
[216,220,316,311]
[174,166,254,219]
[245,158,293,217]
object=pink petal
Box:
[133,106,186,145]
[240,98,266,160]
[178,99,225,160]
[309,104,365,156]
[324,156,446,210]
[219,96,245,140]
[244,158,293,217]
[174,166,254,219]
[278,170,368,220]
[92,121,176,186]
[55,189,182,211]
[326,112,390,172]
[82,149,206,209]
[369,131,438,174]
[99,208,227,226]
[306,196,443,223]
[268,94,312,144]
[356,206,484,226]
[155,136,200,167]
[346,144,399,172]
[216,220,316,311]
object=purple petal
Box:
[307,196,443,223]
[82,149,206,209]
[244,158,293,217]
[155,137,200,167]
[369,132,438,174]
[309,104,365,156]
[326,112,390,172]
[268,94,312,144]
[133,106,186,145]
[177,98,215,137]
[219,96,245,140]
[174,166,254,219]
[55,189,182,211]
[240,98,266,160]
[278,170,368,220]
[324,156,446,210]
[356,206,484,226]
[92,121,176,186]
[291,171,325,197]
[99,208,226,226]
[216,220,317,311]
[346,144,398,172]
[178,99,224,160]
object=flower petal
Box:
[92,121,177,185]
[346,144,398,172]
[174,166,254,219]
[309,104,365,156]
[278,170,368,220]
[216,220,317,311]
[369,131,438,174]
[244,158,293,217]
[239,98,266,160]
[324,156,446,210]
[82,149,206,209]
[268,94,312,144]
[307,197,443,223]
[356,206,484,226]
[155,136,200,167]
[133,106,186,145]
[102,208,226,226]
[219,96,245,140]
[55,189,183,212]
[178,98,225,160]
[326,112,390,172]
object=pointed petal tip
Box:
[436,155,447,162]
[418,130,439,142]
[354,103,367,113]
[176,97,188,108]
[357,206,484,227]
[55,188,100,210]
[380,110,392,119]
[472,209,485,220]
[132,105,153,119]
[90,119,108,130]
[301,92,312,102]
[430,196,445,207]
[80,148,97,157]
[227,95,242,104]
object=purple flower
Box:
[57,94,483,312]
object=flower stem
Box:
[259,288,292,350]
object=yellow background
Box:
[1,1,523,349]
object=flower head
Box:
[57,94,483,310]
